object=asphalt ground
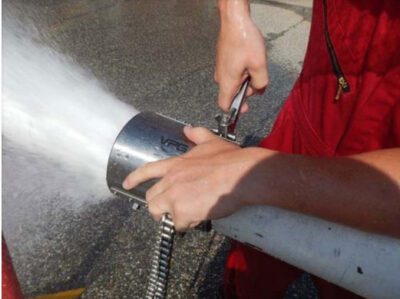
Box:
[3,0,315,298]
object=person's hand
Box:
[122,126,266,231]
[215,0,268,112]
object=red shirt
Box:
[224,0,400,298]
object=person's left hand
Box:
[122,126,262,231]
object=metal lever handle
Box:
[227,78,250,135]
[215,77,250,141]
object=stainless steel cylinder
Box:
[106,112,191,208]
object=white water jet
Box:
[2,20,139,281]
[2,23,137,205]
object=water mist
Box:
[2,18,137,292]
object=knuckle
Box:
[148,201,158,216]
[252,77,268,90]
[174,221,186,232]
[189,221,201,229]
[165,170,180,184]
[172,201,188,219]
[170,162,187,177]
[152,214,162,223]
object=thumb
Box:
[183,126,216,145]
[248,64,269,93]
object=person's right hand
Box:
[215,0,269,113]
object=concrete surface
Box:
[3,0,314,298]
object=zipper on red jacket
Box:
[322,0,350,101]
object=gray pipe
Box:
[213,207,400,299]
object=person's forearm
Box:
[242,148,400,238]
[218,0,250,21]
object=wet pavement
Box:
[3,0,314,298]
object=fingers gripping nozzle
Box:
[106,112,211,232]
[106,112,191,210]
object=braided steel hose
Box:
[145,214,175,299]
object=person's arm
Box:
[240,145,400,238]
[215,0,268,112]
[123,127,400,237]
